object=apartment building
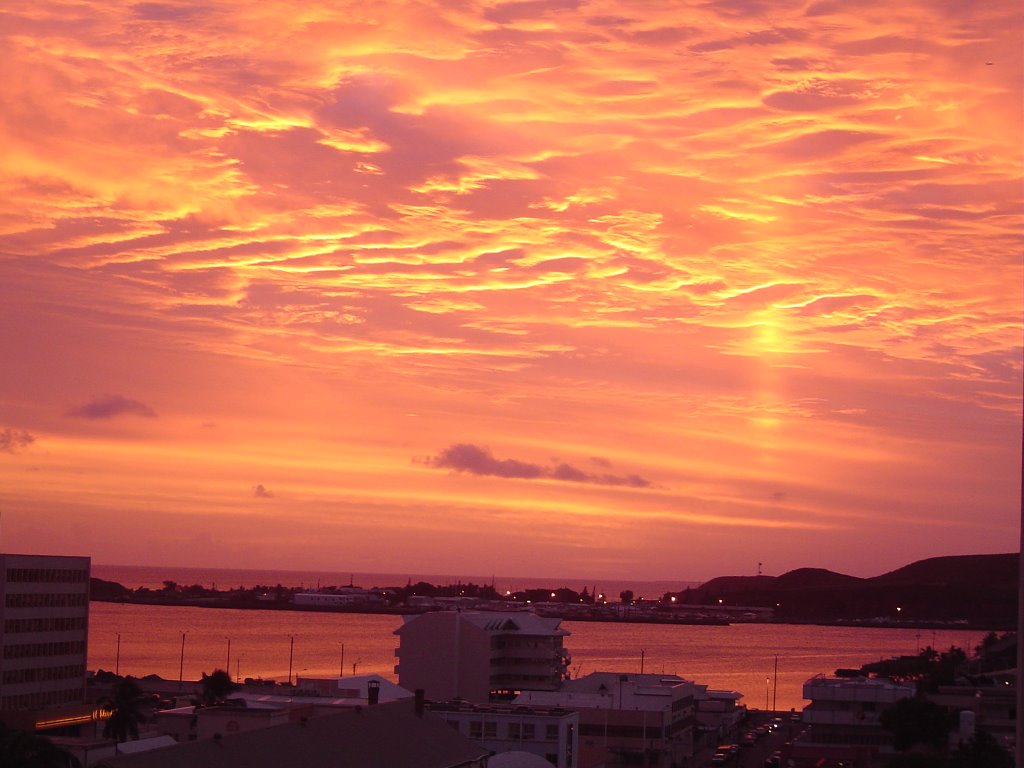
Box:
[516,672,698,768]
[430,700,579,768]
[0,552,93,732]
[395,611,570,703]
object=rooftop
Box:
[97,699,488,768]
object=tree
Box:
[0,722,82,768]
[100,677,148,742]
[619,589,634,604]
[880,696,952,752]
[197,669,238,707]
[949,730,1013,768]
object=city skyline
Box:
[0,0,1021,581]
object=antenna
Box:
[757,562,763,576]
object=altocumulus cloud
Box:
[0,428,35,454]
[65,395,157,419]
[424,444,652,488]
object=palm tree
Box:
[197,669,238,707]
[99,677,148,742]
[0,722,82,768]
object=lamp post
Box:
[115,633,121,676]
[178,632,186,690]
[225,637,231,678]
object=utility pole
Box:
[287,635,294,686]
[772,655,778,712]
[178,632,186,690]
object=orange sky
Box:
[0,0,1021,582]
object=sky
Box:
[0,0,1021,583]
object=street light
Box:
[178,632,186,690]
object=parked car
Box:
[711,752,730,765]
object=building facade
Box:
[0,552,92,731]
[395,611,570,703]
[788,675,916,767]
[516,672,697,768]
[430,700,579,768]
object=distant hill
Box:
[871,553,1017,588]
[697,575,777,595]
[671,553,1016,628]
[774,567,864,591]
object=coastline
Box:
[88,594,1010,632]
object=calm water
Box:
[88,602,986,712]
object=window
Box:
[546,724,560,741]
[470,721,482,738]
[484,722,497,738]
[508,723,521,739]
[522,723,536,740]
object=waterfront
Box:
[89,601,988,712]
[92,563,699,602]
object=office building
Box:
[0,552,92,732]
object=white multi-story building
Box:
[801,675,914,736]
[395,611,570,703]
[694,687,745,737]
[0,552,92,732]
[788,675,916,767]
[430,700,579,768]
[516,672,697,768]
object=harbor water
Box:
[88,600,985,712]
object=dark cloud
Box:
[690,27,807,53]
[132,3,202,21]
[65,395,157,419]
[762,129,884,161]
[585,79,659,97]
[425,443,651,488]
[771,57,820,71]
[254,484,275,498]
[427,443,544,479]
[803,0,844,16]
[631,27,696,46]
[485,0,582,24]
[763,89,857,112]
[0,428,35,454]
